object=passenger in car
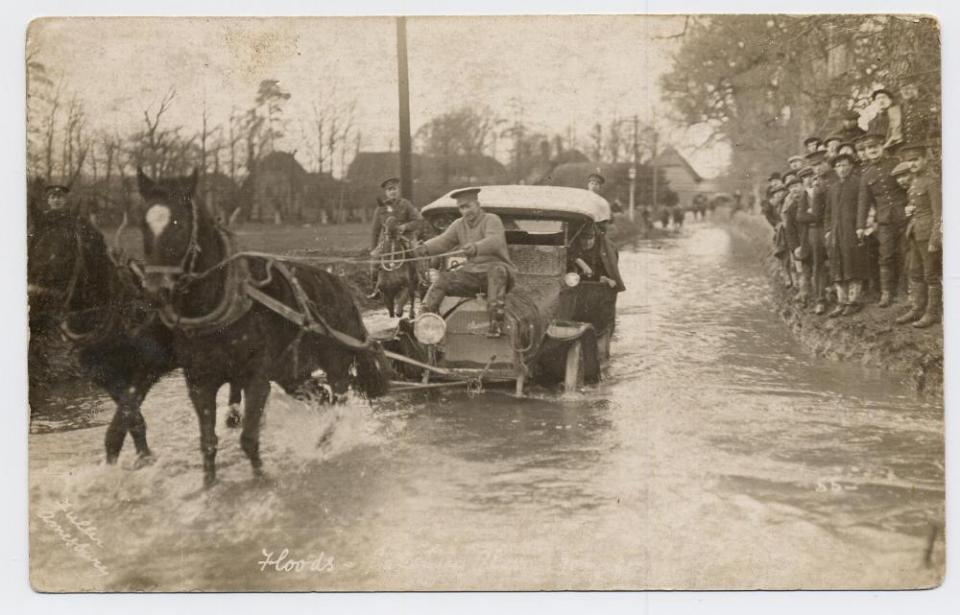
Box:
[566,223,626,291]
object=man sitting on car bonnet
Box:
[415,187,517,338]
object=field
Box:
[116,222,373,259]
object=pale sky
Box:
[27,16,729,178]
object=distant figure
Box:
[659,205,670,229]
[671,204,685,230]
[692,193,707,219]
[586,172,605,195]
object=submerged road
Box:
[29,218,944,590]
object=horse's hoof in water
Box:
[105,453,120,465]
[203,475,218,489]
[133,453,156,470]
[225,405,242,429]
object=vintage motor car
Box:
[375,185,619,396]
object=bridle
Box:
[141,195,253,334]
[142,195,202,281]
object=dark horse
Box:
[28,209,176,465]
[137,168,390,487]
[28,208,245,465]
[371,217,426,319]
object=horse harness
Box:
[153,198,375,353]
[38,217,126,347]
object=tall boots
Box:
[895,281,927,325]
[487,301,506,338]
[913,286,942,329]
[878,266,894,308]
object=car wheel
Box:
[564,340,585,393]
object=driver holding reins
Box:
[414,187,516,338]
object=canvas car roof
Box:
[421,185,611,222]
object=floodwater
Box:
[29,218,944,591]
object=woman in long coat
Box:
[825,153,869,316]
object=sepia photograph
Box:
[23,11,944,593]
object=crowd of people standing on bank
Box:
[760,83,941,329]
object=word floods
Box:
[258,548,335,573]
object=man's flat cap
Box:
[898,142,930,159]
[831,152,857,166]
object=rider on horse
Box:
[370,177,424,254]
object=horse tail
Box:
[352,341,391,399]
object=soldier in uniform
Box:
[43,184,70,212]
[894,144,942,328]
[370,177,423,253]
[826,153,868,316]
[415,188,517,337]
[836,110,866,144]
[857,132,908,307]
[567,223,626,291]
[899,81,936,146]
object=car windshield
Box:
[501,217,565,246]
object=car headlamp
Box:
[413,313,446,345]
[563,272,581,287]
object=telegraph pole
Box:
[396,16,413,200]
[629,115,639,222]
[650,112,659,212]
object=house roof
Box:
[653,145,703,183]
[347,151,507,184]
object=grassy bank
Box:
[722,208,943,399]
